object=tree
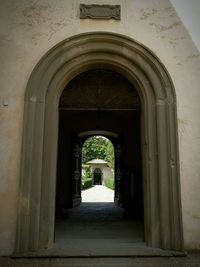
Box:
[105,141,114,168]
[82,136,114,168]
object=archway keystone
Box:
[15,32,183,253]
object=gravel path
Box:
[82,185,114,202]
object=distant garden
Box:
[81,136,114,190]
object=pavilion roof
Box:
[87,159,109,166]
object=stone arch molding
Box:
[15,32,183,254]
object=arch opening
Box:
[55,69,144,252]
[81,135,114,189]
[15,32,183,255]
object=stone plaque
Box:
[80,4,120,20]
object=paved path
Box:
[82,185,114,202]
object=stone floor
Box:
[1,254,200,267]
[11,186,196,263]
[52,185,144,256]
[52,199,145,256]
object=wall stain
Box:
[149,21,181,33]
[22,3,50,27]
[175,54,200,66]
[178,118,188,138]
[140,8,158,20]
[19,1,72,44]
[140,6,176,21]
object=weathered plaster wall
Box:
[0,0,199,254]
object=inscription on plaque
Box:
[80,4,120,20]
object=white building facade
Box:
[0,0,200,255]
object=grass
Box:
[104,178,114,190]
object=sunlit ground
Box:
[82,185,114,203]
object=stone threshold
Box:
[13,241,186,258]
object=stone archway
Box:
[15,32,183,254]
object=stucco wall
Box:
[170,0,200,51]
[0,0,200,254]
[90,164,114,181]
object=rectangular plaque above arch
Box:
[80,4,121,20]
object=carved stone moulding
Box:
[80,4,120,20]
[15,32,183,255]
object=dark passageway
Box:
[54,69,144,255]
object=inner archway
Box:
[82,135,114,189]
[56,69,142,213]
[55,69,144,254]
[15,32,183,255]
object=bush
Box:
[82,179,93,190]
[82,165,92,180]
[104,178,114,190]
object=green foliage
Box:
[106,141,114,168]
[82,165,92,180]
[82,136,114,168]
[82,179,93,190]
[104,178,114,190]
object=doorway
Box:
[93,169,102,185]
[15,32,183,255]
[56,69,142,212]
[81,135,114,188]
[54,69,144,254]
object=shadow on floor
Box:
[13,202,187,257]
[43,202,148,256]
[55,202,144,240]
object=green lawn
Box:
[104,178,114,190]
